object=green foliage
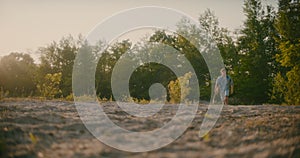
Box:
[66,93,74,101]
[168,72,192,103]
[129,62,176,101]
[38,35,80,97]
[276,0,300,43]
[276,41,300,67]
[37,73,62,99]
[1,1,299,105]
[74,95,96,102]
[198,9,238,72]
[95,40,131,99]
[284,66,300,104]
[0,53,37,97]
[271,0,300,105]
[271,73,286,103]
[0,87,9,100]
[233,0,278,104]
[150,29,210,100]
[73,40,103,97]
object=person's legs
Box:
[220,92,225,105]
[224,90,229,105]
[224,96,228,105]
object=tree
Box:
[128,40,178,101]
[0,53,37,97]
[198,9,238,72]
[38,35,80,97]
[73,40,104,97]
[272,0,300,105]
[37,73,62,99]
[149,29,211,100]
[234,0,278,104]
[168,72,192,103]
[149,10,238,101]
[95,40,132,99]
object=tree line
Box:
[0,0,299,105]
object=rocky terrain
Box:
[0,99,299,158]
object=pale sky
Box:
[0,0,277,58]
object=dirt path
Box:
[0,99,299,158]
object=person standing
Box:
[214,68,234,105]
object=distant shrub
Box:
[37,73,62,99]
[135,98,150,104]
[168,72,192,104]
[74,95,96,102]
[66,93,74,101]
[0,87,9,100]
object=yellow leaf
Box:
[29,132,38,144]
[203,133,210,142]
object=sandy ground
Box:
[0,99,299,158]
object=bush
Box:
[168,72,192,104]
[0,87,9,100]
[66,93,74,101]
[37,73,62,99]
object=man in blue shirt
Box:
[215,68,234,105]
